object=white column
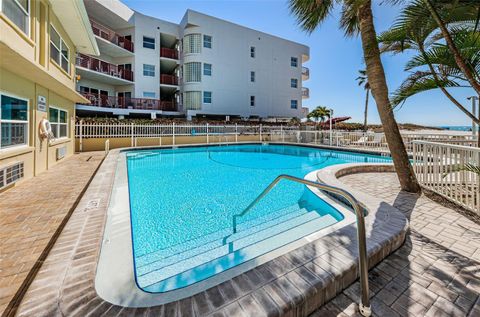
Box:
[131,123,134,147]
[235,123,238,143]
[206,123,209,144]
[79,120,83,152]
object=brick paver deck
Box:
[313,172,480,317]
[0,152,104,316]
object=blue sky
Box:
[122,0,476,126]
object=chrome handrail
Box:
[223,174,372,317]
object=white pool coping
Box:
[94,146,358,307]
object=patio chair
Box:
[351,136,368,146]
[365,133,385,147]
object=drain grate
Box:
[84,199,100,211]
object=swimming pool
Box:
[125,144,391,293]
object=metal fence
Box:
[413,141,480,214]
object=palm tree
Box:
[378,0,480,145]
[307,106,331,125]
[289,0,421,193]
[356,69,370,131]
[420,0,480,95]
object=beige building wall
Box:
[0,0,93,190]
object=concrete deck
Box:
[0,152,104,316]
[311,172,480,317]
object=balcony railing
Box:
[160,74,179,85]
[90,19,134,52]
[302,66,310,80]
[78,92,177,111]
[160,47,178,59]
[76,54,134,82]
[302,87,310,98]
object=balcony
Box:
[160,74,179,85]
[90,19,134,54]
[160,47,178,59]
[78,92,177,111]
[302,87,310,99]
[302,66,310,80]
[76,54,134,84]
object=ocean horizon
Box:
[439,125,477,132]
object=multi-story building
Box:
[76,0,310,121]
[0,0,98,188]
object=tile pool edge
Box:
[94,147,360,307]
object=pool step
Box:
[135,203,309,267]
[137,213,338,291]
[136,207,313,275]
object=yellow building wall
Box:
[75,135,266,152]
[0,2,80,189]
[0,68,76,187]
[0,0,77,92]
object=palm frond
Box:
[443,163,480,178]
[288,0,334,34]
[391,71,460,106]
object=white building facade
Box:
[76,0,310,121]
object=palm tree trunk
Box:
[423,0,480,96]
[357,1,421,193]
[364,89,369,131]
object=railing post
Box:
[235,123,238,143]
[172,122,175,145]
[79,120,83,152]
[131,122,134,147]
[206,123,209,144]
[281,125,284,142]
[259,124,262,142]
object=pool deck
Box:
[2,145,479,317]
[312,172,480,317]
[0,152,104,316]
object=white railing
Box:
[76,122,477,152]
[285,131,477,153]
[413,141,480,214]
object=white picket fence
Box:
[75,122,476,151]
[413,141,480,214]
[291,131,477,152]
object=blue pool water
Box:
[126,144,391,292]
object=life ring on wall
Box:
[39,118,53,140]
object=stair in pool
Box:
[135,203,339,293]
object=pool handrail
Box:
[223,174,372,317]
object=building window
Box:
[183,34,201,54]
[143,92,156,99]
[203,91,212,104]
[290,100,298,109]
[291,78,298,88]
[250,96,255,107]
[203,35,212,48]
[48,107,68,139]
[143,36,155,49]
[250,71,255,82]
[250,46,255,58]
[1,0,30,35]
[50,25,70,73]
[0,94,28,149]
[291,57,298,67]
[184,62,201,82]
[203,63,212,76]
[184,91,202,110]
[143,64,155,77]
